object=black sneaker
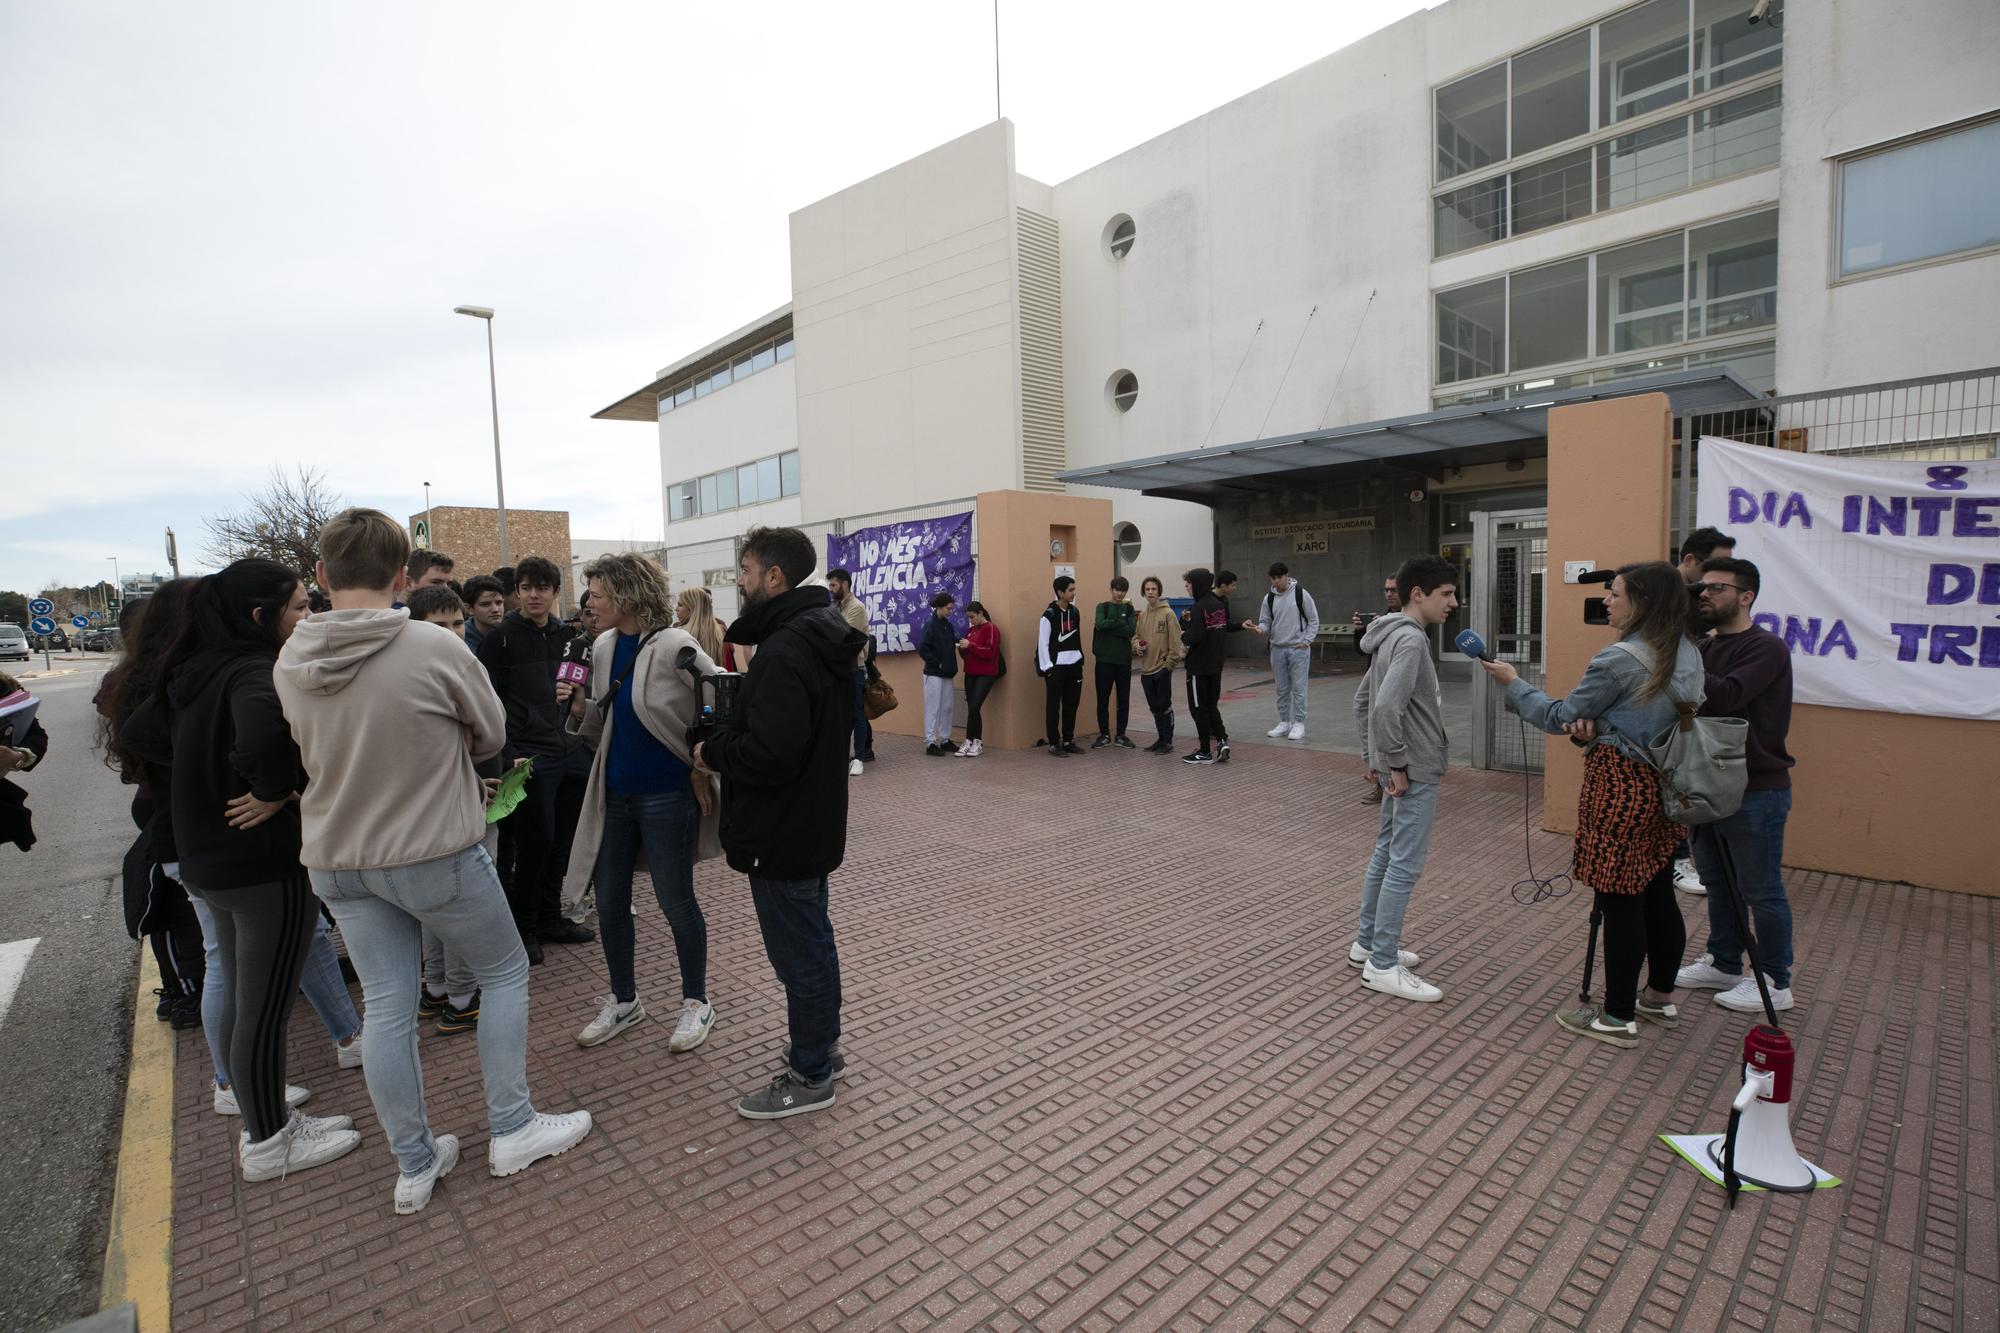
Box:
[521,933,545,967]
[925,744,943,757]
[153,987,175,1021]
[167,995,202,1031]
[1113,736,1136,750]
[779,1042,847,1081]
[1091,734,1112,750]
[1216,742,1232,764]
[1061,741,1085,755]
[418,989,448,1022]
[738,1068,836,1120]
[1182,750,1215,765]
[1048,745,1070,757]
[1148,739,1174,754]
[942,739,960,753]
[541,919,596,946]
[436,991,481,1036]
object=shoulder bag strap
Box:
[602,628,666,701]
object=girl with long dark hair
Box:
[955,601,1000,757]
[1479,561,1702,1050]
[121,559,361,1179]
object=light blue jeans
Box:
[186,888,361,1088]
[1356,779,1439,969]
[1272,646,1311,725]
[310,843,534,1177]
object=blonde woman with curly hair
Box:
[560,552,724,1052]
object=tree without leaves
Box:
[203,466,345,580]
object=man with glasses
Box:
[1670,526,1736,893]
[1353,574,1402,804]
[1675,557,1800,1014]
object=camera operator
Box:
[691,527,867,1120]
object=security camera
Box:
[1748,0,1772,23]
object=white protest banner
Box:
[1695,437,2000,720]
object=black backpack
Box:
[1264,584,1307,628]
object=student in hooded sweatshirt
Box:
[1350,555,1459,1004]
[1132,576,1183,754]
[276,509,594,1214]
[1178,567,1250,765]
[917,592,960,755]
[1038,576,1085,756]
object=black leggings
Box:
[964,674,997,741]
[189,874,318,1142]
[1596,861,1685,1022]
[149,876,206,1002]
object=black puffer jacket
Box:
[702,586,868,879]
[475,609,574,763]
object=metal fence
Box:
[1674,364,2000,544]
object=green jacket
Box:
[1092,600,1137,665]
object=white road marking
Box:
[0,937,40,1026]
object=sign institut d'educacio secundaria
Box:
[1696,437,2000,721]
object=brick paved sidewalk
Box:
[168,739,1997,1331]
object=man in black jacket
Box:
[693,527,866,1120]
[1179,568,1251,764]
[476,555,596,961]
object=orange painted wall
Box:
[864,491,1113,751]
[1540,395,1999,897]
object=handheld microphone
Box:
[1454,629,1496,662]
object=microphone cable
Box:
[1508,713,1575,906]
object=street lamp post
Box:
[108,556,121,613]
[423,481,433,546]
[452,305,508,566]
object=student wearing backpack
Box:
[1676,557,1798,1014]
[1255,562,1320,741]
[1479,562,1700,1049]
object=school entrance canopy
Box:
[1055,368,1760,501]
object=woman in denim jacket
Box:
[1479,562,1702,1050]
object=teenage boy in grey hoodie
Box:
[275,508,594,1216]
[1350,555,1458,1004]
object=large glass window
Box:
[667,451,803,523]
[1435,175,1507,257]
[1690,211,1778,336]
[1508,259,1588,370]
[1436,64,1508,181]
[1510,32,1591,157]
[1598,116,1689,209]
[1692,85,1781,183]
[780,451,801,496]
[737,462,760,506]
[1511,148,1593,237]
[1695,0,1782,93]
[757,455,781,503]
[1839,117,2000,277]
[1436,279,1505,385]
[698,475,718,514]
[714,467,736,510]
[1600,0,1690,125]
[1598,234,1687,353]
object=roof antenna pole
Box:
[1317,287,1378,429]
[993,0,1003,120]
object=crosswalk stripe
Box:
[0,937,41,1026]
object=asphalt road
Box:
[0,655,145,1333]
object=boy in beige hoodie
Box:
[275,508,593,1216]
[1133,576,1184,754]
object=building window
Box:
[1694,0,1781,93]
[1115,523,1143,564]
[1433,208,1776,392]
[1511,31,1591,158]
[1109,370,1139,413]
[1436,64,1508,181]
[666,450,804,524]
[1600,0,1690,126]
[652,330,795,419]
[1838,116,2000,278]
[1104,214,1136,260]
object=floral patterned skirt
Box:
[1573,745,1681,895]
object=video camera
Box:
[1577,567,1617,625]
[674,644,742,751]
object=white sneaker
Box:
[1673,859,1706,895]
[214,1083,310,1117]
[1349,942,1420,969]
[336,1034,363,1070]
[576,995,646,1047]
[237,1109,354,1151]
[1288,723,1306,741]
[1715,976,1794,1013]
[668,998,715,1053]
[1267,722,1291,737]
[240,1110,361,1183]
[1361,961,1443,1003]
[394,1134,460,1215]
[1675,954,1741,990]
[489,1109,593,1177]
[848,758,863,777]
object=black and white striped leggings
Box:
[185,873,318,1143]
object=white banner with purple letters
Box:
[1696,437,2000,720]
[825,511,974,653]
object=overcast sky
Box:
[0,0,1426,595]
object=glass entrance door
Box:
[1470,508,1549,772]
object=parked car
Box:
[0,624,30,663]
[80,628,120,652]
[27,628,68,652]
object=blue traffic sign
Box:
[29,617,55,636]
[27,598,54,617]
[71,615,90,629]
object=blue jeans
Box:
[1690,787,1795,988]
[593,788,706,1005]
[1272,646,1311,724]
[1356,779,1439,969]
[311,844,535,1177]
[748,875,842,1082]
[187,892,360,1087]
[851,670,873,759]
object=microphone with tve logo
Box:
[1454,628,1495,662]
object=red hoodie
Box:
[961,621,1001,677]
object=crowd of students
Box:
[82,513,858,1211]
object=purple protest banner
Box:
[826,511,974,653]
